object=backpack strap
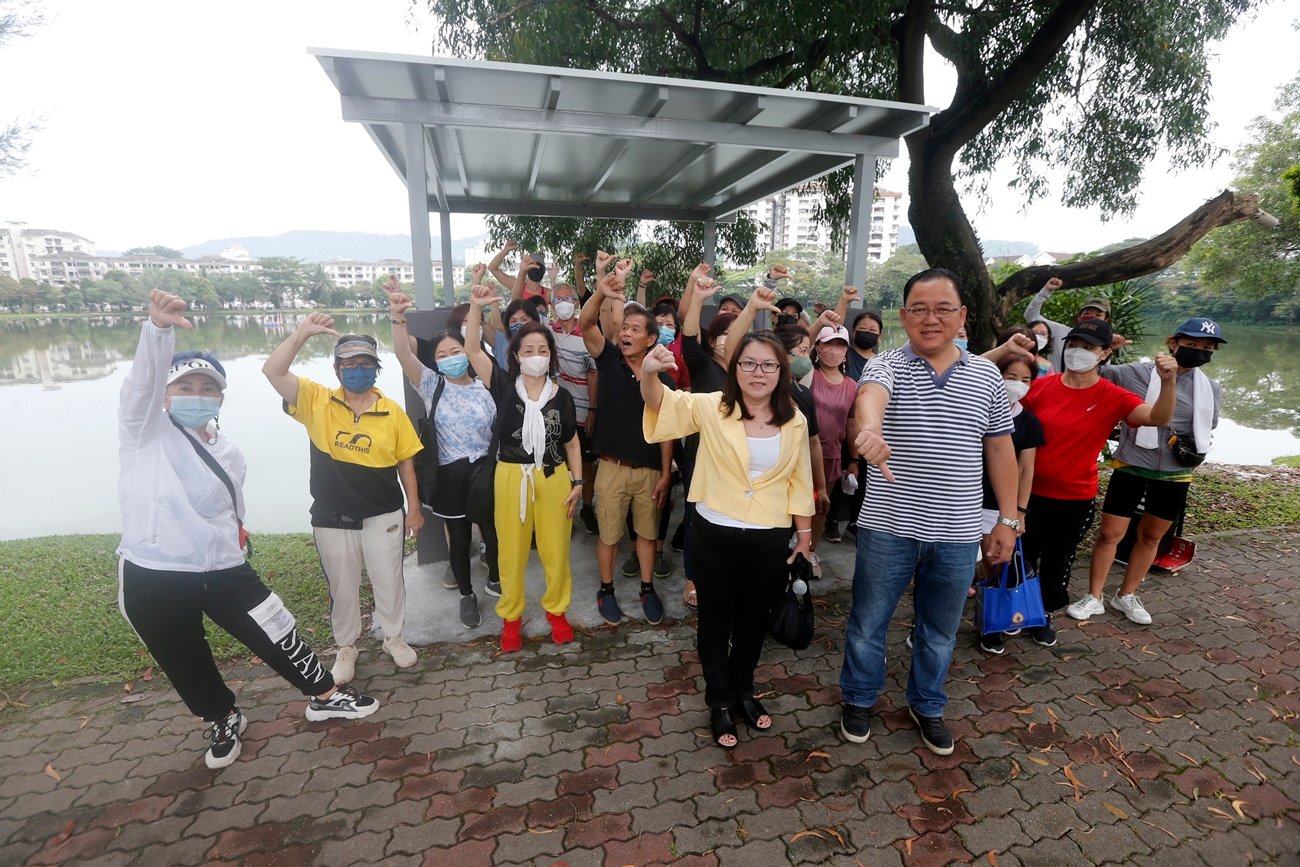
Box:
[169,416,243,538]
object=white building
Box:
[740,187,904,263]
[322,258,463,289]
[2,222,97,280]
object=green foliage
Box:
[1272,455,1300,468]
[123,245,183,259]
[1188,72,1300,299]
[1011,277,1152,362]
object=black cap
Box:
[719,294,745,310]
[1064,318,1113,348]
[775,297,803,315]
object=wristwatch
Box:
[997,516,1021,531]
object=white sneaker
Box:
[808,552,823,579]
[1110,593,1152,625]
[383,635,417,668]
[204,708,247,769]
[331,645,358,685]
[1066,594,1106,621]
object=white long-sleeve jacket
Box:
[117,321,247,572]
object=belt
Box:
[600,455,648,469]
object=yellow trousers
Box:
[493,462,574,621]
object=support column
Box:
[844,153,875,310]
[404,123,435,310]
[438,210,455,305]
[702,219,718,267]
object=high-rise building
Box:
[2,221,97,280]
[740,187,904,263]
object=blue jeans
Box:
[839,528,978,717]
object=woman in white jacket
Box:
[117,289,378,770]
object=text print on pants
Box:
[248,592,296,643]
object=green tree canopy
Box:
[123,245,184,259]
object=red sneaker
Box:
[546,611,574,645]
[500,618,523,653]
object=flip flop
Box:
[682,586,698,609]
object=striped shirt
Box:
[855,343,1012,543]
[550,320,596,425]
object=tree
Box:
[419,0,1261,348]
[255,256,306,309]
[0,1,42,176]
[124,245,184,259]
[1187,72,1300,302]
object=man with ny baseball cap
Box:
[264,315,424,685]
[1024,277,1130,371]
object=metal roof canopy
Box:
[312,49,935,308]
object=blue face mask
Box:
[340,366,378,393]
[437,353,470,378]
[954,338,969,351]
[168,395,221,429]
[657,326,677,346]
[508,321,524,335]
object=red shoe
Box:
[500,618,523,653]
[546,611,574,645]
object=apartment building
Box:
[740,188,904,263]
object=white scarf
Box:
[514,376,557,522]
[1135,365,1213,453]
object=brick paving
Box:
[1,528,1298,865]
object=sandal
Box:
[709,707,738,749]
[733,697,773,730]
[682,585,698,610]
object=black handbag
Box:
[1167,431,1207,467]
[769,553,815,650]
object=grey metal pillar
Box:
[702,219,718,267]
[404,123,435,310]
[844,153,875,309]
[438,209,455,305]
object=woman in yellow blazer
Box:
[641,335,814,749]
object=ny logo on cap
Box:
[1199,321,1217,335]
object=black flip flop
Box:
[733,697,773,730]
[710,707,738,749]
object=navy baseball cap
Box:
[1064,318,1113,348]
[1172,317,1226,344]
[168,351,227,389]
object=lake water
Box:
[1,313,1296,540]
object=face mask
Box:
[853,331,879,351]
[519,355,550,377]
[1003,380,1030,404]
[776,314,797,326]
[553,300,576,321]
[657,326,677,346]
[954,339,969,351]
[789,355,812,379]
[1173,346,1213,369]
[1034,333,1048,351]
[341,366,378,393]
[508,321,525,335]
[713,339,727,357]
[526,266,545,283]
[437,353,470,378]
[168,395,221,429]
[1063,347,1100,373]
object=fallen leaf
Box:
[123,681,134,692]
[823,827,846,846]
[1230,799,1249,820]
[1245,759,1267,783]
[50,819,75,847]
[1063,764,1084,801]
[120,694,146,704]
[1046,707,1059,723]
[918,792,948,803]
[951,787,973,798]
[1222,614,1248,622]
[1175,751,1201,766]
[790,830,826,843]
[904,837,915,856]
[807,750,831,760]
[1140,819,1178,841]
[525,827,559,834]
[988,851,1000,867]
[1010,707,1035,715]
[43,763,61,783]
[1128,708,1170,724]
[1027,755,1051,766]
[615,694,625,705]
[76,716,90,731]
[825,802,854,812]
[1075,695,1097,707]
[1103,801,1128,819]
[140,666,154,681]
[1206,806,1235,821]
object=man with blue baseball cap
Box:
[1069,316,1226,626]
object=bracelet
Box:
[1017,506,1028,513]
[795,529,812,534]
[570,479,584,486]
[391,318,407,325]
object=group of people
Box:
[117,246,1225,767]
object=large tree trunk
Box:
[906,131,1000,350]
[994,190,1263,320]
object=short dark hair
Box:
[772,324,809,353]
[994,327,1039,381]
[1027,319,1052,351]
[852,309,884,332]
[503,298,542,327]
[651,302,680,332]
[703,312,736,353]
[902,268,966,306]
[720,332,795,427]
[507,322,559,378]
[624,307,660,339]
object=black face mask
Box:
[853,331,879,351]
[776,314,798,326]
[527,265,545,282]
[1173,346,1213,369]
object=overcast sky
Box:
[1,0,1296,255]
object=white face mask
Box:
[1034,333,1048,351]
[1063,347,1100,373]
[519,355,550,377]
[1003,380,1030,404]
[553,300,576,320]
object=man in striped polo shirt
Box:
[839,268,1021,755]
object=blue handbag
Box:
[980,539,1047,635]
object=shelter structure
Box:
[313,49,936,308]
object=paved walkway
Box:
[1,529,1298,866]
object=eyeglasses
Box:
[737,360,780,373]
[903,305,962,319]
[339,360,378,370]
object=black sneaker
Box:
[845,523,857,539]
[597,585,622,624]
[640,583,664,625]
[1031,615,1058,647]
[459,592,481,629]
[484,578,502,597]
[979,632,1006,655]
[670,522,686,552]
[824,521,842,544]
[909,706,954,756]
[621,552,640,578]
[204,708,246,769]
[840,704,873,743]
[306,685,381,722]
[653,554,671,580]
[579,503,598,535]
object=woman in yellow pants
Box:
[465,273,583,651]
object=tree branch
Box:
[655,3,723,80]
[995,190,1263,314]
[933,0,1101,150]
[897,0,931,106]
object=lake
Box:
[1,313,1296,540]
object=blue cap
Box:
[1172,317,1226,344]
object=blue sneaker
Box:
[597,587,622,624]
[640,583,664,625]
